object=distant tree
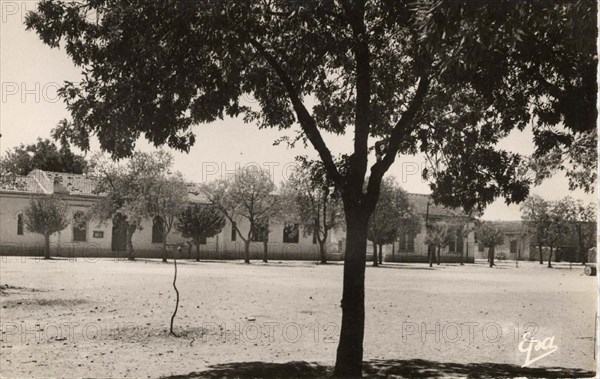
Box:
[447,217,472,265]
[88,154,145,260]
[425,222,451,267]
[144,170,189,263]
[476,222,504,268]
[545,199,571,268]
[521,195,552,265]
[557,197,596,265]
[0,138,87,175]
[202,167,280,264]
[175,204,226,261]
[368,178,414,266]
[88,151,183,261]
[253,217,271,263]
[24,196,69,259]
[283,159,344,264]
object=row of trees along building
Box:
[521,195,596,267]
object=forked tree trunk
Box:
[244,240,250,264]
[333,209,369,377]
[378,244,383,265]
[489,246,495,267]
[372,240,378,267]
[43,232,51,259]
[318,241,327,264]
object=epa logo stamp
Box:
[518,332,558,367]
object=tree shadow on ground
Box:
[163,359,595,378]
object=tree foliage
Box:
[24,196,69,259]
[175,204,226,261]
[367,177,418,265]
[476,222,504,249]
[0,138,87,175]
[520,195,551,257]
[88,151,185,260]
[475,221,504,267]
[424,221,451,265]
[144,170,189,262]
[282,158,344,263]
[202,167,280,263]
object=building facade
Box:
[2,169,475,262]
[0,170,339,260]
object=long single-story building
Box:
[1,169,475,262]
[0,169,341,260]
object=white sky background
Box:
[0,1,596,220]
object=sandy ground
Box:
[0,257,596,378]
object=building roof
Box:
[486,221,525,234]
[0,169,99,195]
[406,193,468,219]
[0,169,210,202]
[1,170,464,216]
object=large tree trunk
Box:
[538,244,544,264]
[378,244,383,265]
[371,240,378,267]
[548,247,553,268]
[43,232,51,259]
[244,240,250,264]
[318,241,327,264]
[196,243,201,262]
[333,210,369,377]
[127,224,136,261]
[489,246,495,267]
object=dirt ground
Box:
[0,257,596,378]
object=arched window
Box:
[17,214,24,235]
[152,216,164,243]
[73,211,87,242]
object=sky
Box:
[0,1,596,220]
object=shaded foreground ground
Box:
[0,257,596,378]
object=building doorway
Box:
[111,214,127,252]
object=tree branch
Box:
[243,36,343,187]
[366,74,431,205]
